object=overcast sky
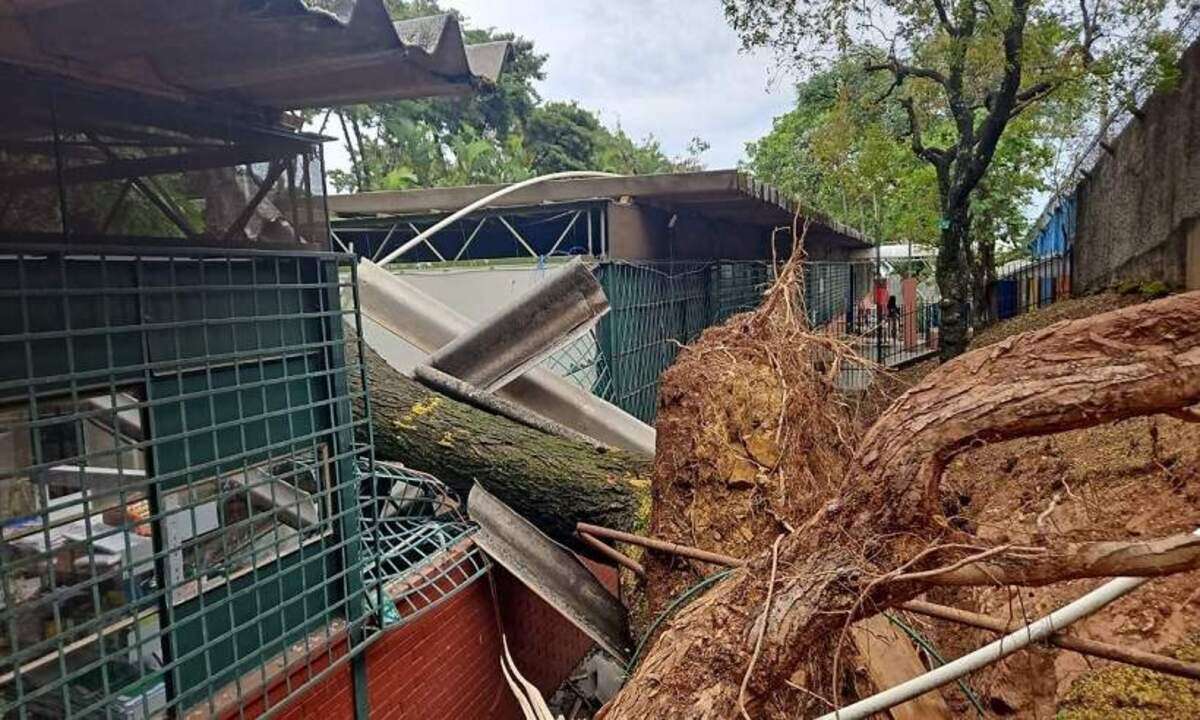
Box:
[448,0,795,169]
[319,2,798,175]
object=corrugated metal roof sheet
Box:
[0,0,508,111]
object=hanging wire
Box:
[883,612,987,718]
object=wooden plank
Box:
[850,614,953,720]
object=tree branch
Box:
[900,97,949,167]
[854,290,1200,539]
[1080,0,1101,64]
[932,0,957,35]
[960,0,1030,195]
[1008,79,1058,119]
[1004,0,1102,123]
[901,532,1200,587]
[865,57,948,87]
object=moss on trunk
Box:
[351,339,651,546]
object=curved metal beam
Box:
[376,170,619,265]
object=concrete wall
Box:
[1074,40,1200,292]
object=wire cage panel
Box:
[0,249,371,720]
[0,70,495,720]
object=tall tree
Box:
[747,55,1059,309]
[725,0,1180,359]
[325,1,706,192]
[525,101,603,174]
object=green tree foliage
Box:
[725,0,1182,359]
[326,0,704,192]
[746,54,1055,270]
[745,58,941,246]
[525,101,602,173]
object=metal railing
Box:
[975,251,1073,329]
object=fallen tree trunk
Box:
[603,290,1200,719]
[351,337,651,546]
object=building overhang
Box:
[0,1,509,113]
[329,170,874,253]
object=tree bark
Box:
[351,339,651,546]
[936,204,972,361]
[971,224,997,325]
[603,291,1200,719]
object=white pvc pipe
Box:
[376,171,619,265]
[818,527,1200,720]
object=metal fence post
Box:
[352,649,370,718]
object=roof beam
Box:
[2,145,286,189]
[327,171,744,215]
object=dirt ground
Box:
[880,292,1200,718]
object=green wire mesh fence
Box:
[0,247,485,720]
[544,259,879,423]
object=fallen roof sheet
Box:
[0,1,508,110]
[467,483,632,664]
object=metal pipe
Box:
[818,528,1200,720]
[900,600,1200,681]
[577,531,645,577]
[377,171,618,265]
[412,364,600,447]
[575,523,746,569]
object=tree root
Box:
[603,290,1200,719]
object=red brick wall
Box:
[273,662,353,720]
[259,560,618,720]
[240,638,354,720]
[494,561,617,694]
[364,575,520,720]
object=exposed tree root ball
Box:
[605,290,1200,719]
[643,251,856,621]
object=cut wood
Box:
[351,336,650,547]
[850,615,952,720]
[603,290,1200,719]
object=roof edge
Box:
[329,169,874,248]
